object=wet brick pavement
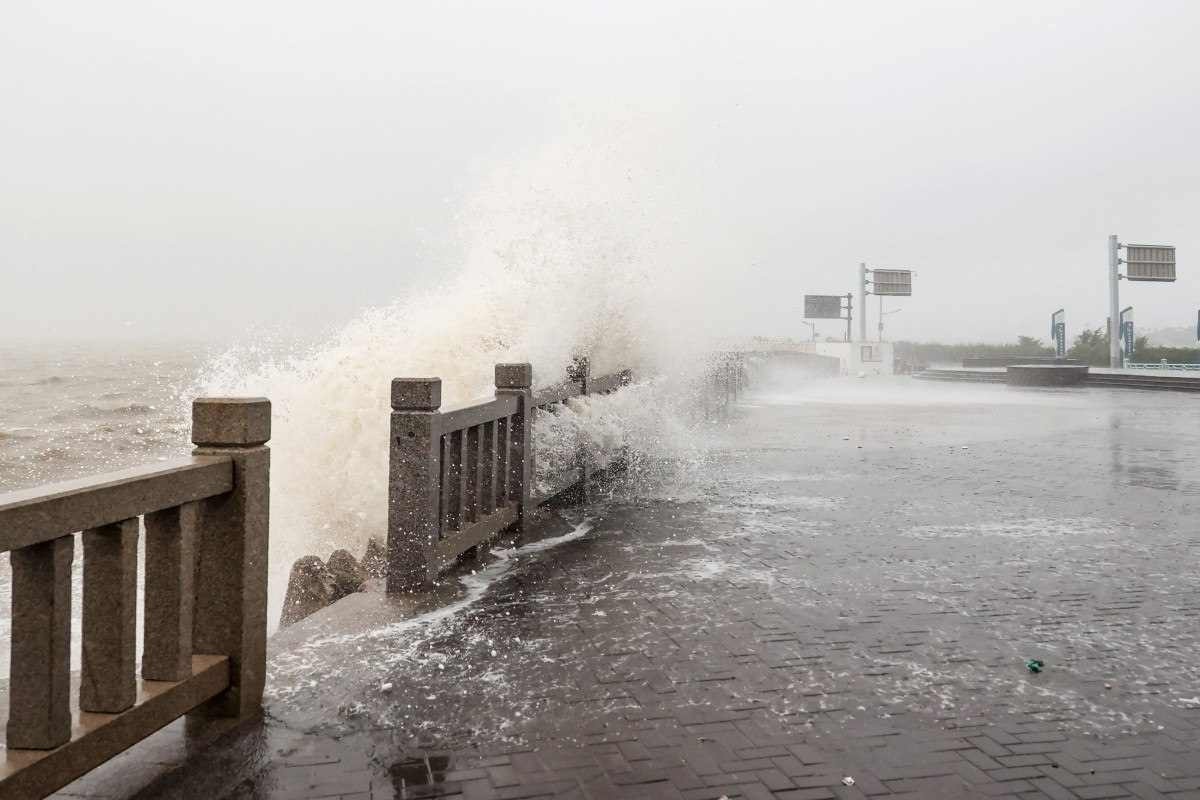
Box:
[55,380,1200,800]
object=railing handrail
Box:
[438,392,521,434]
[587,368,632,396]
[0,456,234,553]
[533,378,584,408]
[533,366,631,408]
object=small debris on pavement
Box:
[1026,659,1045,673]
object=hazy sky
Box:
[4,1,1199,344]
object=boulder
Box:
[327,548,367,600]
[281,556,335,627]
[361,537,388,578]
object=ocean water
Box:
[0,342,213,680]
[0,342,210,490]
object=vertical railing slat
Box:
[460,427,473,524]
[143,501,197,681]
[442,430,462,532]
[573,356,592,502]
[465,425,480,524]
[480,419,496,515]
[81,517,139,713]
[439,433,453,533]
[6,535,74,749]
[496,416,510,503]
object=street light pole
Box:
[879,306,901,342]
[858,263,868,343]
[1109,234,1122,369]
[844,293,853,343]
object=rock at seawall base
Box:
[362,537,387,578]
[280,549,368,627]
[281,556,335,627]
[328,548,367,600]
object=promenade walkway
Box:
[57,379,1200,800]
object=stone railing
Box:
[0,398,270,799]
[710,351,747,407]
[531,356,632,504]
[386,361,632,592]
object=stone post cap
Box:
[567,355,590,382]
[495,363,533,389]
[391,378,442,410]
[192,398,271,446]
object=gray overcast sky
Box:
[3,0,1199,344]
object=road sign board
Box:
[1051,309,1066,358]
[872,269,912,296]
[1120,307,1135,358]
[804,295,844,319]
[1125,244,1175,282]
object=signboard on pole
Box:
[1051,309,1066,358]
[1119,307,1135,359]
[872,269,912,296]
[804,294,845,319]
[1125,245,1176,282]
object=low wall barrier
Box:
[0,398,271,800]
[385,360,633,592]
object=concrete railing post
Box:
[189,397,271,719]
[568,356,592,501]
[386,378,443,593]
[495,363,533,528]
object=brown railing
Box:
[531,356,632,503]
[0,398,270,800]
[386,360,632,591]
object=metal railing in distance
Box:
[1125,362,1200,371]
[0,398,271,800]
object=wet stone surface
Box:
[56,380,1200,799]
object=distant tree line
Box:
[898,331,1200,367]
[1062,326,1200,365]
[895,336,1052,365]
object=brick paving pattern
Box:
[56,384,1200,799]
